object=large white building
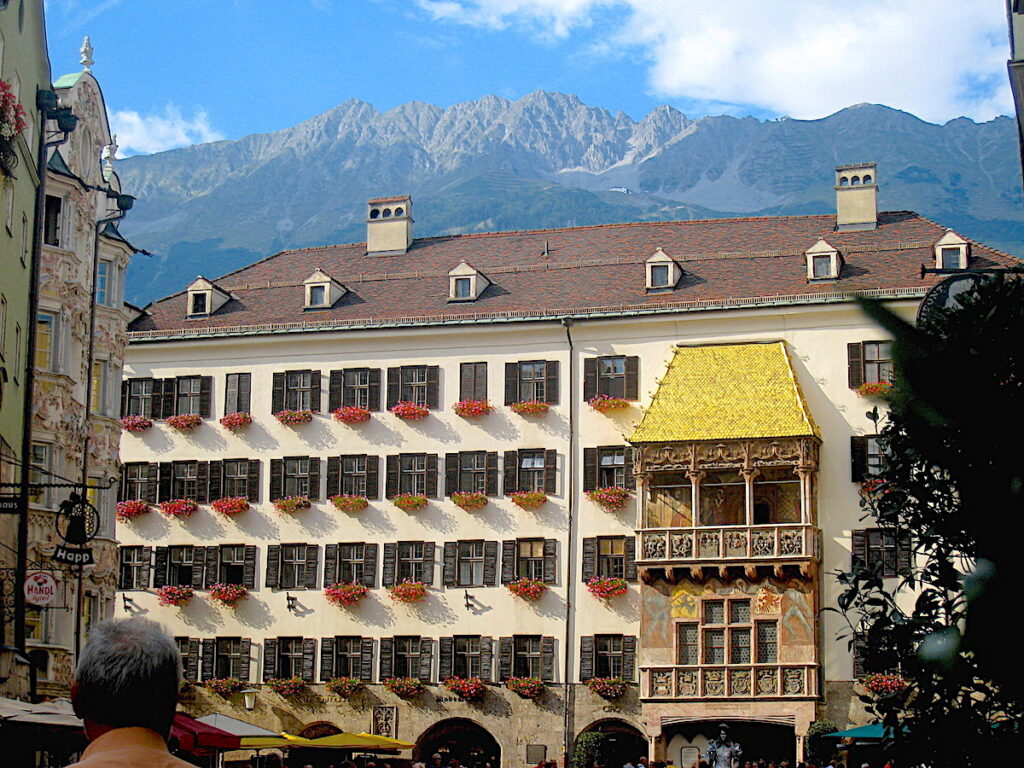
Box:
[116,168,1013,766]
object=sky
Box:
[42,0,1015,157]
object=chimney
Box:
[834,163,877,231]
[366,195,413,255]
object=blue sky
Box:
[43,0,1014,156]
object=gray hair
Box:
[74,618,182,735]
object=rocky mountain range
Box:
[117,91,1024,304]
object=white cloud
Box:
[416,0,1013,122]
[109,105,225,156]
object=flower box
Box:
[586,486,631,511]
[510,400,549,416]
[384,676,423,699]
[510,491,547,510]
[115,499,150,522]
[390,401,430,420]
[274,409,313,426]
[166,413,203,432]
[155,585,193,607]
[586,677,627,699]
[220,411,252,431]
[862,673,907,696]
[324,582,369,607]
[586,576,629,600]
[204,677,245,697]
[444,676,487,701]
[273,496,311,514]
[453,399,492,417]
[333,406,371,424]
[120,415,153,433]
[388,579,427,603]
[160,498,198,518]
[392,493,428,512]
[208,583,248,607]
[331,494,369,513]
[326,677,364,698]
[506,677,546,699]
[0,79,28,144]
[857,381,893,398]
[266,677,307,696]
[587,394,632,413]
[507,578,547,601]
[211,496,250,516]
[451,491,488,510]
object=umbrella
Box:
[823,724,891,740]
[195,713,280,738]
[239,733,315,749]
[171,712,241,751]
[5,699,82,728]
[353,732,414,750]
[0,697,34,718]
[302,732,410,750]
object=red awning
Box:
[171,712,241,753]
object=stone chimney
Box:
[834,163,877,231]
[366,195,413,255]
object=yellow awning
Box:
[629,341,818,443]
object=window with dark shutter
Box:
[224,373,251,415]
[460,362,487,401]
[579,636,596,681]
[541,636,555,682]
[852,435,886,482]
[511,635,543,678]
[418,638,434,683]
[503,450,518,495]
[120,463,149,502]
[856,528,911,578]
[333,368,381,411]
[382,542,398,586]
[379,637,395,680]
[279,370,319,411]
[320,637,336,681]
[262,638,278,682]
[360,638,374,681]
[543,539,557,584]
[581,538,597,582]
[265,544,281,589]
[509,360,559,404]
[543,450,557,495]
[124,378,155,417]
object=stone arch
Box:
[576,718,647,768]
[415,717,502,768]
[299,721,342,739]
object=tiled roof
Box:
[129,212,1022,337]
[629,342,818,443]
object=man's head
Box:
[72,618,182,739]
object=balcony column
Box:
[795,468,814,524]
[687,470,704,527]
[636,471,651,529]
[741,468,759,526]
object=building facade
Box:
[116,172,1015,766]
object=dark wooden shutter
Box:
[624,446,636,490]
[304,545,320,589]
[543,539,557,584]
[583,358,599,401]
[379,637,395,680]
[897,535,913,576]
[326,457,341,497]
[848,342,865,388]
[624,356,639,400]
[459,363,475,401]
[196,461,210,504]
[422,542,436,585]
[851,436,868,482]
[246,460,261,502]
[157,462,172,502]
[501,540,516,584]
[622,636,637,681]
[307,457,321,501]
[200,638,215,681]
[301,638,317,682]
[480,637,493,681]
[328,371,344,412]
[382,542,398,586]
[445,453,459,498]
[581,538,597,582]
[238,638,252,682]
[204,546,220,588]
[485,452,498,496]
[418,638,433,683]
[191,547,207,590]
[140,546,153,589]
[146,463,159,504]
[438,637,454,680]
[237,373,251,413]
[544,360,559,405]
[224,373,239,414]
[368,368,382,411]
[120,380,129,417]
[152,547,168,588]
[504,451,518,495]
[579,637,595,681]
[624,536,638,582]
[442,542,458,587]
[320,637,336,681]
[310,371,322,412]
[425,366,440,409]
[543,450,557,495]
[498,637,513,681]
[269,459,283,502]
[242,546,257,589]
[505,362,519,405]
[271,373,286,413]
[541,636,555,682]
[852,529,868,569]
[208,460,223,502]
[583,448,598,492]
[483,541,498,586]
[362,543,378,587]
[365,455,380,499]
[425,454,439,498]
[198,376,213,418]
[186,638,201,682]
[386,368,400,409]
[262,638,278,682]
[360,638,374,682]
[385,455,400,498]
[158,378,175,419]
[324,544,338,586]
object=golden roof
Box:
[629,341,818,443]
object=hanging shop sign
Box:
[25,571,59,606]
[917,273,991,328]
[52,492,99,565]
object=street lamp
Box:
[241,687,258,711]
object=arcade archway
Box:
[663,721,795,768]
[416,718,501,768]
[576,719,646,768]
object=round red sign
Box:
[25,571,58,607]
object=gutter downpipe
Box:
[561,316,576,768]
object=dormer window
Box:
[812,255,832,278]
[454,277,473,300]
[185,276,230,318]
[933,230,969,270]
[190,292,208,316]
[303,268,346,310]
[448,262,490,302]
[645,248,681,292]
[308,284,327,307]
[805,240,841,281]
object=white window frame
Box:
[306,283,329,308]
[188,290,211,317]
[645,248,681,291]
[805,241,840,280]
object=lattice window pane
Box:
[704,601,725,625]
[729,628,751,664]
[703,628,725,664]
[756,622,778,664]
[730,599,750,624]
[676,623,698,665]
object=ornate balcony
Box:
[641,663,818,700]
[637,524,819,565]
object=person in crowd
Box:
[624,759,636,768]
[65,618,192,768]
[431,754,444,768]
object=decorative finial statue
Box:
[103,134,118,171]
[80,36,94,71]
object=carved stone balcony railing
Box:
[637,524,819,565]
[641,663,818,700]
